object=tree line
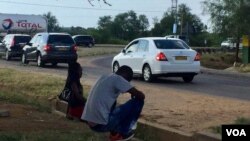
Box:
[43,3,209,47]
[44,1,250,50]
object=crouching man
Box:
[81,66,145,141]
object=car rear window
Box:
[14,36,31,44]
[154,39,190,49]
[48,35,74,44]
[79,36,92,40]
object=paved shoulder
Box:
[201,67,250,78]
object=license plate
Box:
[175,56,187,60]
[58,47,67,51]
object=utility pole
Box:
[171,0,178,36]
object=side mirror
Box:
[122,49,126,53]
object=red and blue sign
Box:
[2,19,13,30]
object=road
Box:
[1,55,250,101]
[89,55,250,101]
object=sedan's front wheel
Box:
[143,65,154,82]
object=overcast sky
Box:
[0,0,210,29]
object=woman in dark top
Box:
[66,62,86,120]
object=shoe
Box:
[109,132,135,141]
[131,122,137,131]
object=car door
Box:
[133,40,149,73]
[118,40,139,71]
[26,35,41,60]
[2,35,11,50]
[75,36,81,45]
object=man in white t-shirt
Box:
[82,66,145,141]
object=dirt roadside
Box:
[0,57,250,134]
[77,57,250,133]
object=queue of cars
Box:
[0,33,94,67]
[0,33,200,82]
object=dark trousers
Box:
[90,98,144,136]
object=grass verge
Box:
[0,131,105,141]
[77,46,123,57]
[0,68,64,112]
[0,68,103,141]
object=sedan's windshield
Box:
[154,39,190,49]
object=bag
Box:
[58,88,71,102]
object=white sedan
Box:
[112,37,201,82]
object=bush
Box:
[108,38,128,45]
[201,52,240,69]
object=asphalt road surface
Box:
[1,55,250,101]
[90,55,250,101]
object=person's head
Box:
[68,62,82,81]
[115,66,133,82]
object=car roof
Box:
[72,35,92,37]
[37,32,71,36]
[5,34,30,36]
[136,37,181,41]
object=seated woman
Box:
[65,62,86,120]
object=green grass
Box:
[77,46,123,57]
[0,131,106,141]
[0,68,105,141]
[0,68,64,112]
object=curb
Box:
[52,100,221,141]
[51,99,142,141]
[201,67,250,79]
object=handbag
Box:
[58,87,71,102]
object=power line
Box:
[0,0,165,13]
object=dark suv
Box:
[72,35,95,47]
[22,33,77,67]
[0,34,31,60]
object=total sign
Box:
[2,19,13,30]
[0,13,47,32]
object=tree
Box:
[97,16,113,43]
[150,11,175,36]
[98,11,149,41]
[150,4,205,46]
[43,12,61,32]
[98,16,112,30]
[203,0,250,62]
